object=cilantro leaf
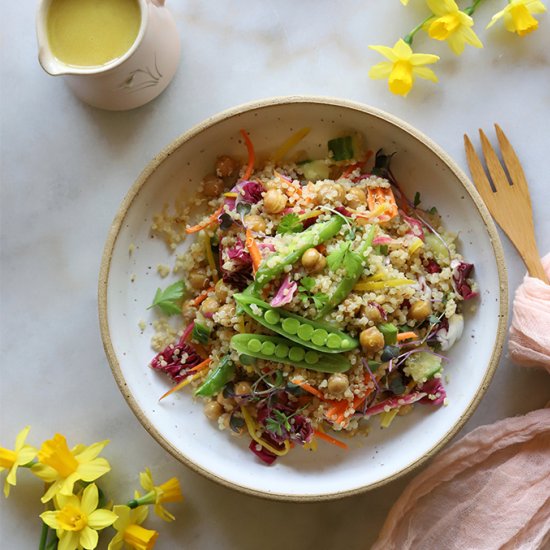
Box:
[298,277,316,292]
[312,293,329,310]
[148,280,186,316]
[343,250,362,274]
[276,213,304,235]
[414,191,421,208]
[326,242,350,271]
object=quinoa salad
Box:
[146,129,478,464]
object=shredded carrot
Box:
[186,206,223,234]
[273,127,311,162]
[397,331,418,342]
[240,129,255,180]
[325,400,348,422]
[341,150,374,178]
[159,368,207,401]
[291,378,324,399]
[313,429,348,450]
[187,357,212,373]
[245,229,262,274]
[367,187,398,219]
[192,286,214,307]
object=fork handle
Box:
[518,246,549,284]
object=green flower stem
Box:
[127,490,156,509]
[38,522,49,550]
[404,15,434,45]
[464,0,485,16]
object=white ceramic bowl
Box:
[99,97,507,501]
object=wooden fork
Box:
[464,124,549,284]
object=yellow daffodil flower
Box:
[32,434,111,503]
[401,0,410,5]
[108,505,159,550]
[40,483,117,550]
[369,39,439,97]
[487,0,547,36]
[0,426,38,497]
[425,0,483,55]
[129,468,183,522]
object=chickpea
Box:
[362,304,383,323]
[244,214,266,233]
[204,401,223,421]
[202,174,224,197]
[346,187,367,209]
[216,155,238,178]
[217,392,236,412]
[234,381,252,401]
[188,271,209,291]
[317,182,345,204]
[360,326,385,355]
[327,373,349,395]
[214,279,230,302]
[408,300,432,322]
[263,189,287,214]
[200,297,219,316]
[301,248,326,273]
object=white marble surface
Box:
[1,1,549,548]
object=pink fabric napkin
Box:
[373,254,550,549]
[372,408,550,550]
[508,253,550,371]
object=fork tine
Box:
[478,129,510,190]
[464,133,494,194]
[494,124,530,194]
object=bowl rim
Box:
[98,95,508,502]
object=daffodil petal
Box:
[459,26,484,48]
[393,38,412,59]
[79,526,99,550]
[112,505,131,531]
[526,0,547,14]
[412,66,439,82]
[14,426,31,452]
[40,511,61,530]
[368,62,393,79]
[107,532,124,550]
[133,505,149,525]
[486,9,506,28]
[155,503,175,522]
[139,468,154,492]
[4,479,10,497]
[410,53,440,66]
[59,472,80,496]
[6,465,17,486]
[41,479,63,503]
[74,441,109,463]
[78,458,111,482]
[31,463,58,483]
[17,446,38,465]
[88,509,118,530]
[59,531,80,550]
[81,483,99,515]
[369,45,399,62]
[446,32,466,54]
[427,0,459,16]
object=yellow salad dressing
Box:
[47,0,141,67]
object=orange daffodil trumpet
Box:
[370,0,546,97]
[128,468,184,522]
[0,426,38,497]
[32,434,111,503]
[369,39,439,97]
[487,0,547,36]
[108,505,159,550]
[2,428,184,550]
[40,484,117,550]
[425,0,483,54]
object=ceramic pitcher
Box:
[36,0,181,111]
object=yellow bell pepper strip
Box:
[273,127,311,162]
[353,278,416,291]
[241,406,291,457]
[203,233,219,283]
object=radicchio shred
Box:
[150,336,202,383]
[419,378,447,406]
[451,260,478,300]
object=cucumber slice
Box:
[300,160,330,181]
[404,352,442,383]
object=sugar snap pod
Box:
[230,334,352,373]
[234,293,358,353]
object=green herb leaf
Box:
[312,293,329,310]
[192,322,211,344]
[298,277,316,292]
[343,250,362,275]
[326,242,350,271]
[148,280,186,316]
[428,206,438,215]
[277,213,304,235]
[428,314,440,325]
[328,136,354,161]
[413,192,421,208]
